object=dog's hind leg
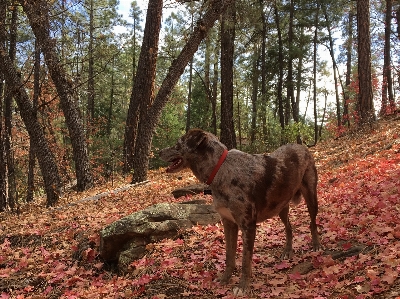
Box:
[234,221,257,296]
[301,167,321,251]
[219,218,238,284]
[279,205,294,259]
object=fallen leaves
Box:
[0,119,399,298]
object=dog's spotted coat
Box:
[160,129,321,295]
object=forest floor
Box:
[1,116,400,299]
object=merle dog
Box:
[159,129,321,295]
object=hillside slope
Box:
[0,117,399,299]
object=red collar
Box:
[206,149,228,185]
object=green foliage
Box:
[150,89,187,169]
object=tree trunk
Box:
[87,0,95,132]
[250,45,260,146]
[4,4,18,210]
[343,11,353,127]
[323,7,341,128]
[21,0,93,191]
[0,0,5,211]
[132,0,234,183]
[313,1,320,145]
[124,0,162,174]
[274,1,285,133]
[380,0,396,115]
[296,27,304,125]
[356,0,375,124]
[259,0,267,141]
[286,0,295,126]
[319,91,328,138]
[107,55,115,136]
[27,39,40,203]
[204,34,217,135]
[220,0,236,149]
[0,46,62,207]
[211,42,219,135]
[186,58,193,132]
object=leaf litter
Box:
[0,118,400,298]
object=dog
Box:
[159,129,321,295]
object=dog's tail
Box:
[291,190,302,205]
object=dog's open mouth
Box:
[167,158,183,173]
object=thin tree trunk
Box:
[132,0,234,183]
[296,27,305,127]
[0,46,62,206]
[237,92,241,149]
[259,0,267,140]
[323,8,341,127]
[204,33,217,135]
[27,39,40,202]
[4,4,18,210]
[357,0,374,124]
[274,1,285,134]
[250,45,260,146]
[343,11,353,127]
[87,0,95,133]
[107,56,115,136]
[211,42,219,135]
[313,1,320,145]
[186,13,194,132]
[21,0,93,191]
[186,58,193,132]
[319,91,328,138]
[286,0,295,126]
[0,0,5,211]
[380,0,396,115]
[220,0,236,149]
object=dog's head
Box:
[159,129,220,173]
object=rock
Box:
[99,202,220,272]
[171,184,207,198]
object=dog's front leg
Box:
[219,218,238,284]
[279,205,294,259]
[233,222,256,296]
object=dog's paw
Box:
[312,238,322,252]
[233,286,246,297]
[217,272,232,285]
[280,248,294,260]
[232,279,250,297]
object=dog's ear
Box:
[185,129,208,152]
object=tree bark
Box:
[323,7,341,128]
[0,46,62,206]
[274,1,285,133]
[380,0,396,115]
[356,0,375,124]
[27,39,40,203]
[286,0,295,126]
[132,0,234,183]
[220,0,236,149]
[250,45,260,146]
[4,3,18,210]
[343,11,353,127]
[313,1,320,145]
[21,0,93,191]
[123,0,162,174]
[259,0,268,142]
[87,0,95,131]
[211,40,219,135]
[0,0,5,211]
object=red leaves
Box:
[0,121,399,298]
